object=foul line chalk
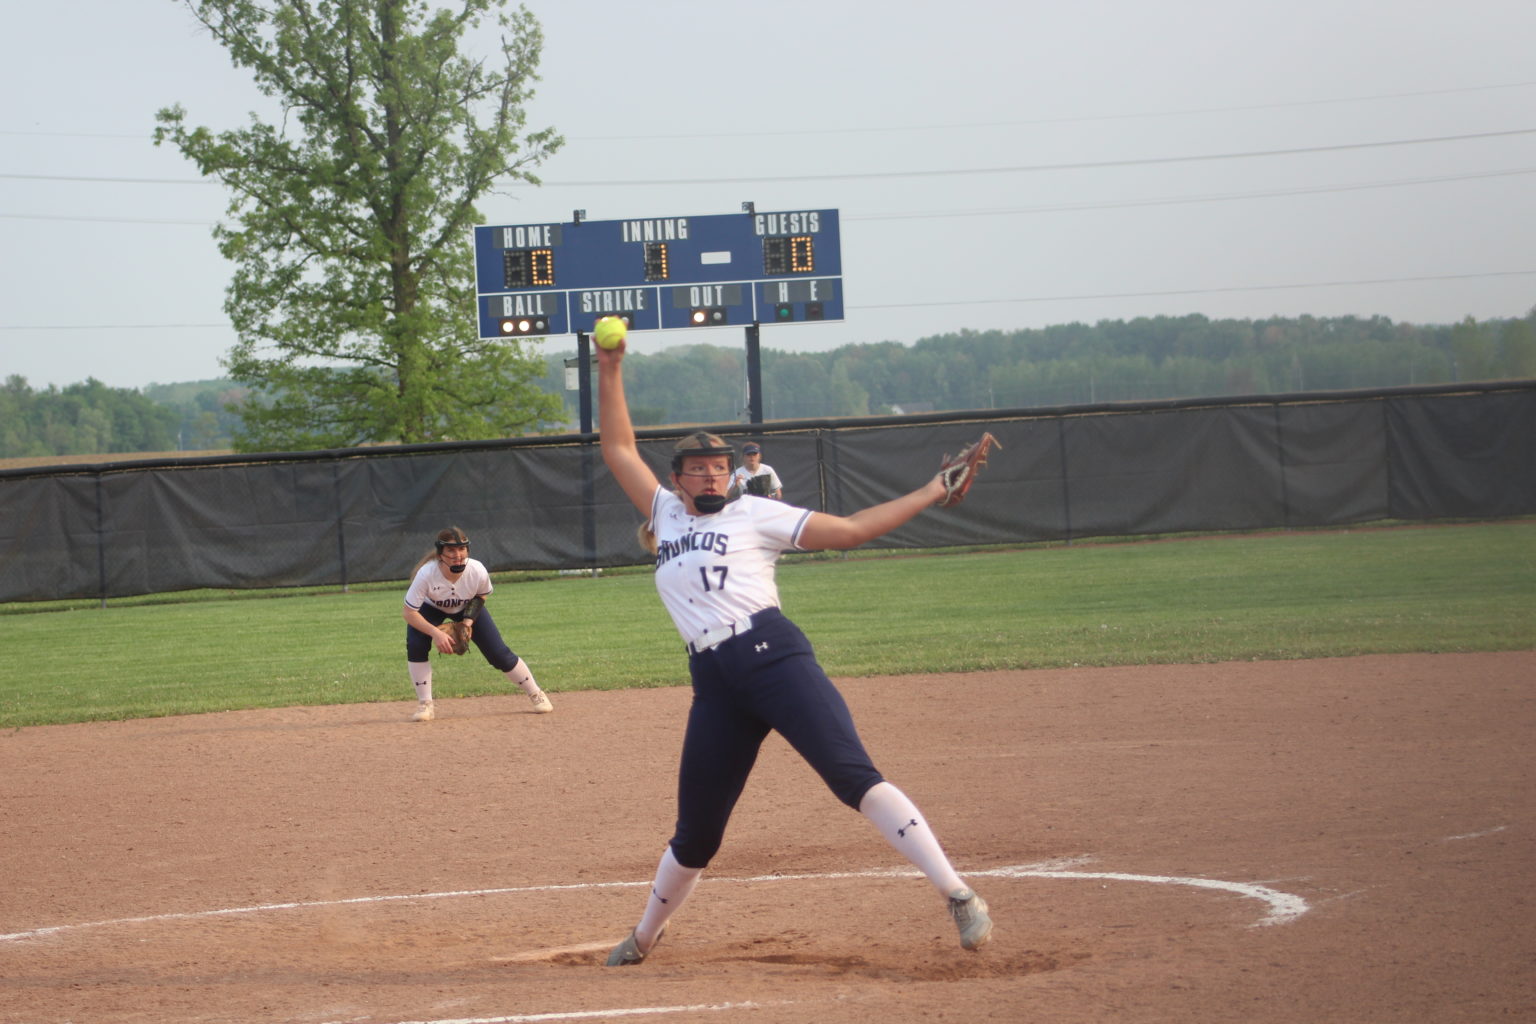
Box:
[332,1001,776,1024]
[0,856,1307,944]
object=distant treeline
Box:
[0,377,249,459]
[7,312,1535,458]
[1,377,179,459]
[541,311,1536,424]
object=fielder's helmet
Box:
[434,526,471,552]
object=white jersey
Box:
[649,486,813,643]
[730,462,782,496]
[404,556,492,615]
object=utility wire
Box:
[517,128,1536,187]
[6,78,1535,142]
[6,165,1534,227]
[3,269,1531,331]
[572,79,1536,140]
[872,271,1536,309]
[843,166,1536,221]
[3,127,1533,189]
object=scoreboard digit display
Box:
[473,209,843,338]
[761,234,816,275]
[503,247,555,289]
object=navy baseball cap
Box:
[743,443,761,453]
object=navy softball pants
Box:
[405,605,521,672]
[669,606,885,869]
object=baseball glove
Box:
[745,474,775,497]
[443,619,472,655]
[937,431,1002,507]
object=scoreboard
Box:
[473,209,843,338]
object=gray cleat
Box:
[605,927,661,966]
[948,888,993,950]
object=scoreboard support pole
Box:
[575,331,598,573]
[576,332,594,435]
[745,322,764,425]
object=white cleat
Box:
[948,888,993,950]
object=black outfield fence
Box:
[1,380,1531,604]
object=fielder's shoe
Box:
[529,691,554,714]
[605,927,662,966]
[948,888,993,950]
[411,700,435,722]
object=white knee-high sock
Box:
[859,781,967,896]
[409,662,433,702]
[634,846,703,951]
[503,660,544,698]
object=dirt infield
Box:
[3,652,1532,1023]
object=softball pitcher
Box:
[595,340,992,965]
[402,526,553,721]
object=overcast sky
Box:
[2,0,1534,392]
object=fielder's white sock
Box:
[409,661,433,703]
[859,781,967,896]
[634,846,703,951]
[503,659,544,698]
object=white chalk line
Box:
[979,866,1309,927]
[1443,824,1508,841]
[0,856,1308,945]
[336,1001,781,1024]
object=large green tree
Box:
[155,0,564,451]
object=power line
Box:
[870,271,1536,310]
[10,164,1531,228]
[0,323,231,331]
[518,128,1536,187]
[571,79,1536,141]
[0,211,214,225]
[3,127,1534,189]
[843,166,1536,221]
[0,172,219,185]
[7,79,1536,143]
[3,269,1530,331]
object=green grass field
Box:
[3,520,1532,729]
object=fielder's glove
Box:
[745,475,775,497]
[443,619,473,655]
[937,431,1002,507]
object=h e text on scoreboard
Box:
[473,209,843,338]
